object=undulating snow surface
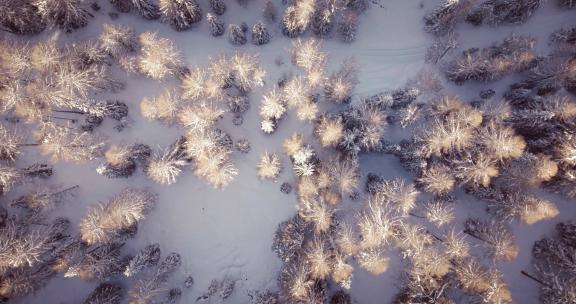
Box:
[2,0,575,303]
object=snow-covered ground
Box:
[2,0,576,303]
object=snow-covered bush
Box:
[338,11,357,43]
[99,24,137,58]
[140,88,181,124]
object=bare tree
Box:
[35,122,105,163]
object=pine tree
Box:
[159,0,202,31]
[209,0,226,15]
[146,138,188,185]
[228,24,247,46]
[252,21,271,45]
[206,13,225,37]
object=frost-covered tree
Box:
[325,59,358,104]
[128,252,182,304]
[0,264,55,299]
[291,39,326,72]
[84,283,123,304]
[263,1,278,22]
[12,185,78,212]
[79,188,157,245]
[33,0,91,32]
[257,152,282,180]
[206,13,225,37]
[315,116,343,148]
[35,122,105,163]
[311,0,336,37]
[470,0,544,26]
[0,124,24,161]
[99,24,137,58]
[465,218,518,261]
[417,163,455,196]
[423,0,474,36]
[478,188,559,224]
[0,0,45,35]
[558,0,576,8]
[228,24,248,46]
[130,0,160,19]
[146,138,189,185]
[137,32,182,80]
[63,242,124,281]
[529,222,576,304]
[159,0,202,31]
[140,88,181,124]
[478,121,526,161]
[0,164,52,194]
[372,178,419,215]
[209,0,226,15]
[451,152,499,189]
[97,144,150,178]
[252,21,271,45]
[281,0,315,38]
[124,243,161,277]
[338,11,357,43]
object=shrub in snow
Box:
[33,0,92,32]
[0,0,45,35]
[83,283,123,304]
[252,21,271,45]
[281,182,293,194]
[227,95,250,113]
[159,0,202,31]
[207,13,225,36]
[137,32,182,80]
[209,0,226,15]
[424,199,455,227]
[228,24,247,45]
[79,188,157,245]
[338,11,358,43]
